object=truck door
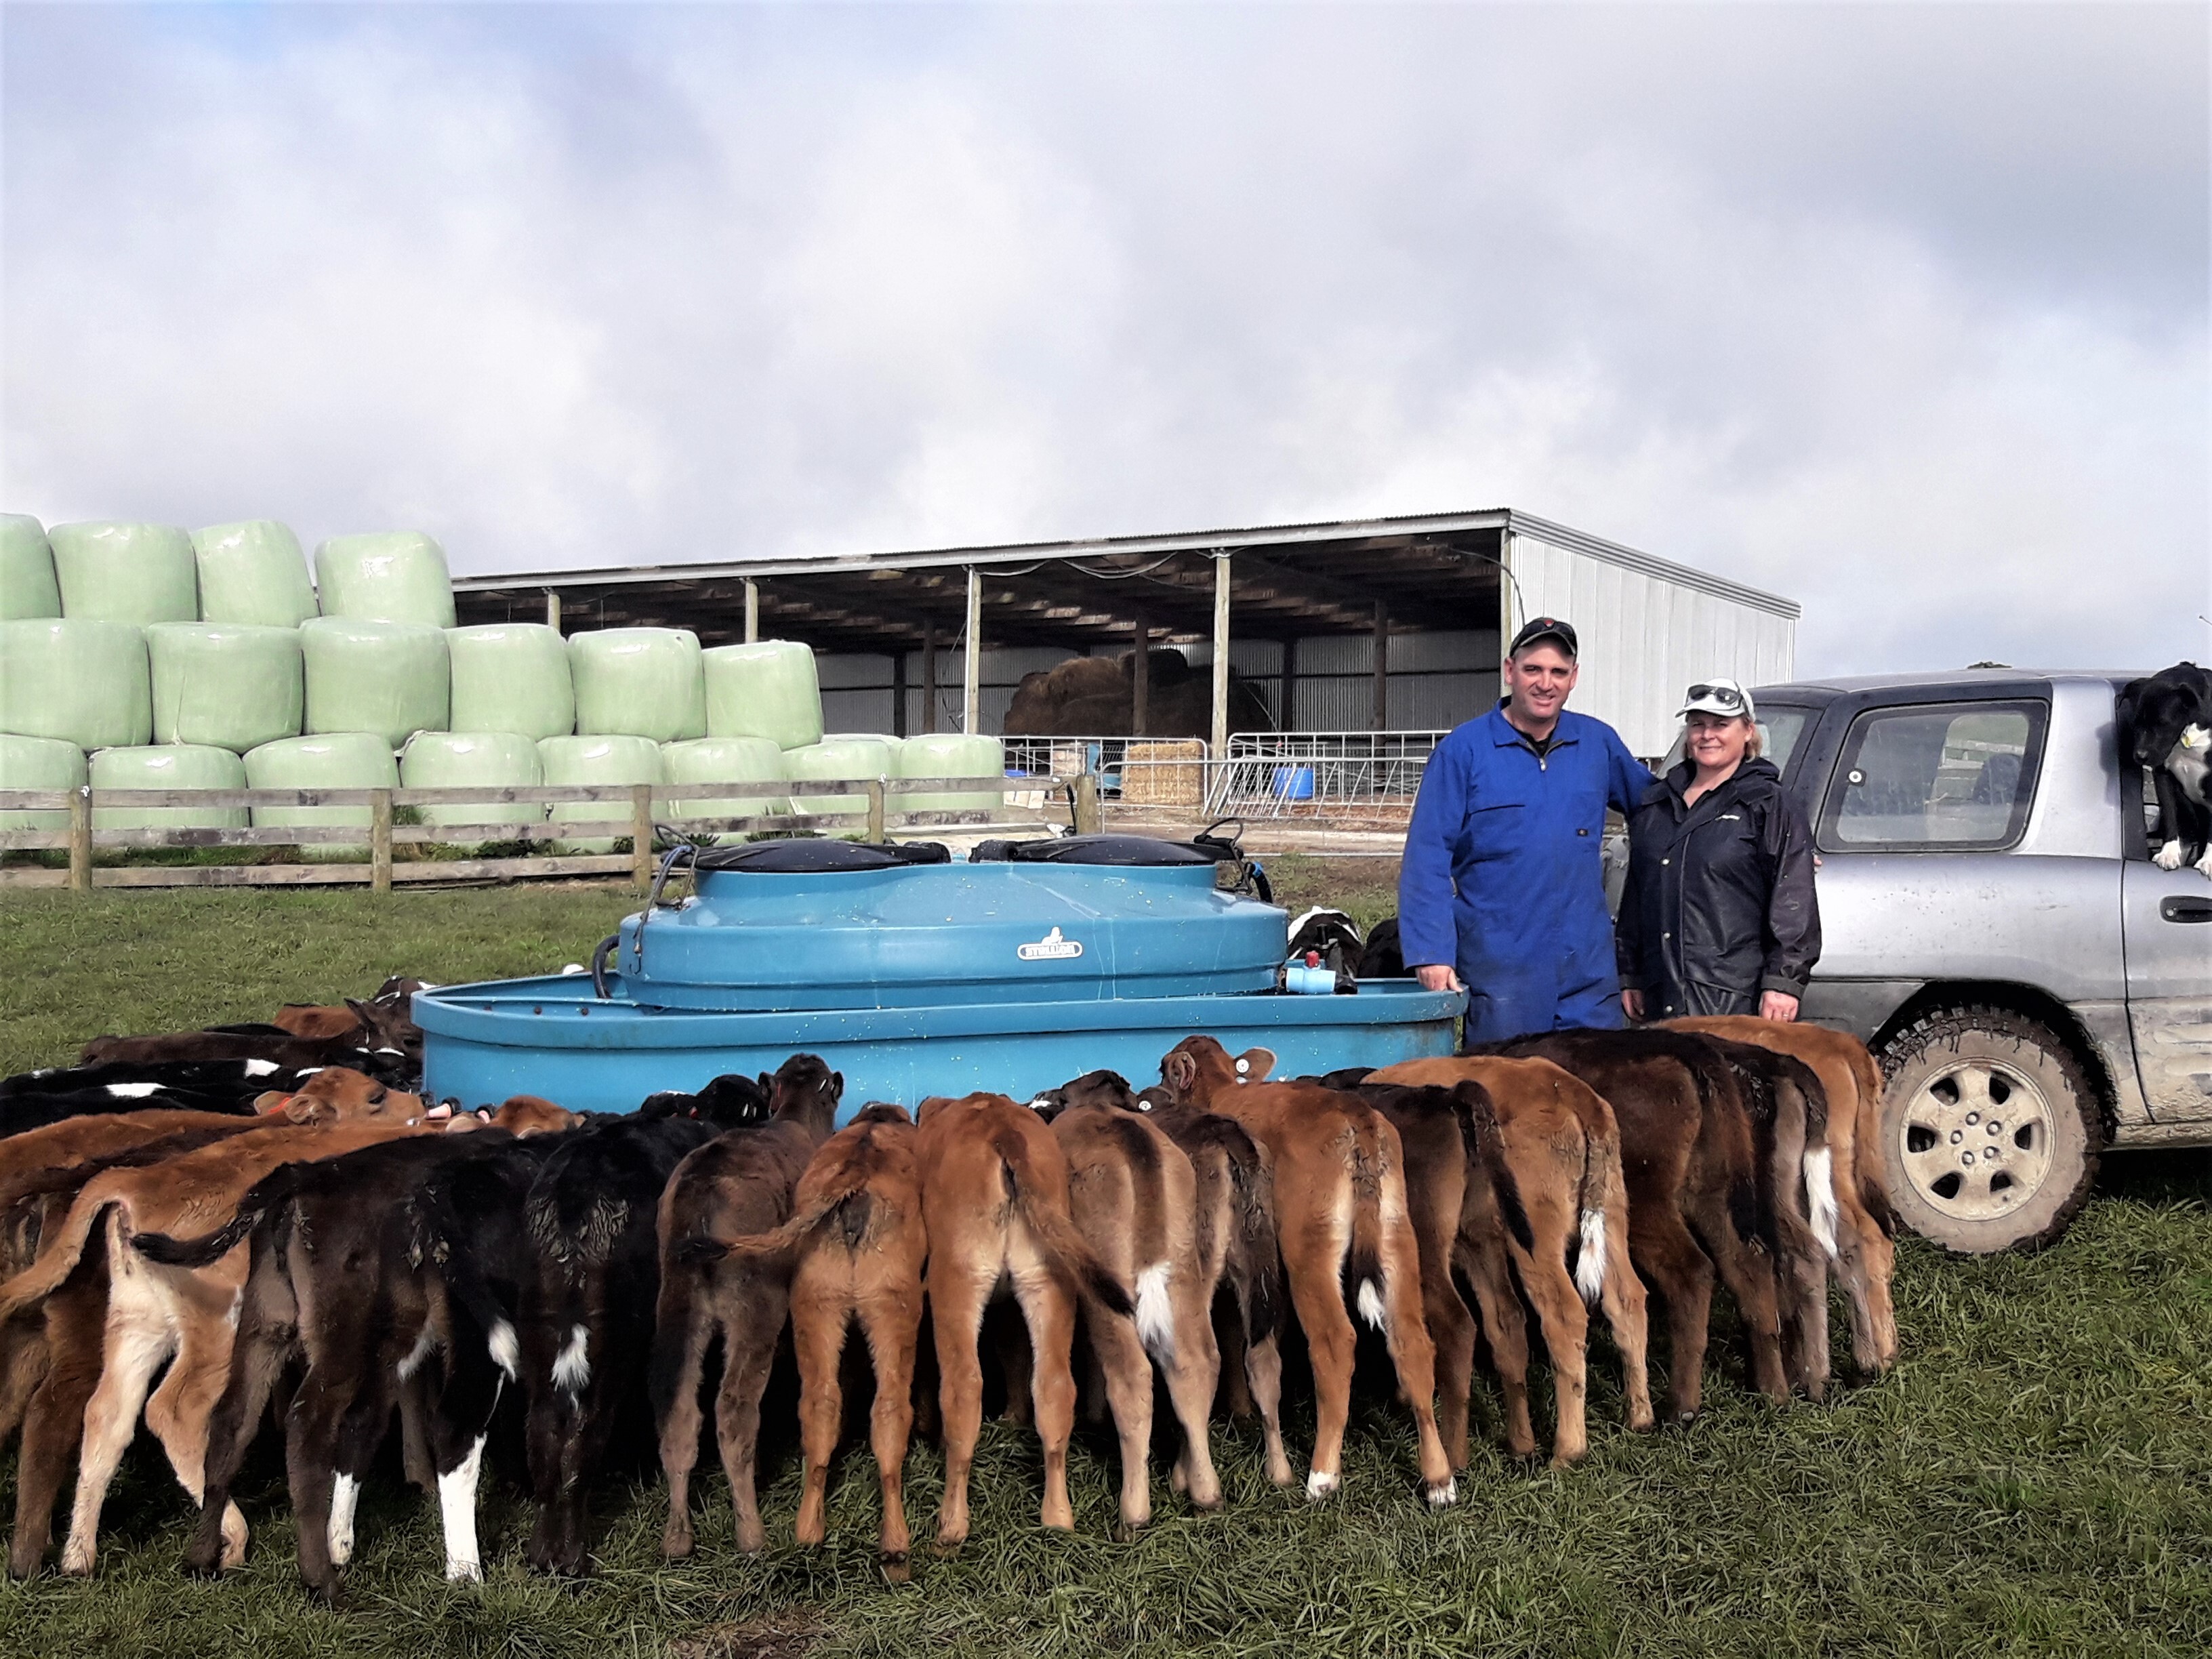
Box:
[2123,855,2212,1120]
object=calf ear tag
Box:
[1234,1057,1250,1077]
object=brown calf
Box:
[913,1091,1134,1551]
[0,1092,429,1576]
[1667,1016,1898,1373]
[697,1102,928,1578]
[1042,1071,1223,1524]
[652,1056,844,1559]
[1366,1054,1654,1465]
[1160,1038,1456,1506]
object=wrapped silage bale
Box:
[661,736,789,825]
[0,619,151,750]
[313,531,455,628]
[898,732,1006,815]
[245,733,401,860]
[89,745,248,832]
[703,640,823,751]
[147,623,304,754]
[786,736,895,819]
[0,734,85,834]
[447,623,575,740]
[192,521,318,628]
[570,628,705,743]
[1,516,62,620]
[539,734,663,853]
[401,731,546,831]
[301,617,449,751]
[47,523,198,625]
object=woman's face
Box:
[1685,711,1754,773]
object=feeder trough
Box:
[416,834,1460,1120]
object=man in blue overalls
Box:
[1399,617,1655,1045]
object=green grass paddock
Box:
[1,877,2207,1658]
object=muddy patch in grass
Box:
[666,1610,827,1659]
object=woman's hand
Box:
[1621,988,1645,1021]
[1759,991,1800,1022]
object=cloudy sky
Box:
[5,3,2205,672]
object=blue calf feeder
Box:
[417,835,1458,1120]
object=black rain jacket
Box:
[1616,756,1820,1019]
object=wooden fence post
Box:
[1072,771,1102,836]
[865,779,887,842]
[632,784,655,890]
[68,786,92,893]
[369,790,394,895]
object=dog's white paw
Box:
[1305,1470,1340,1500]
[2196,846,2212,879]
[2155,839,2185,871]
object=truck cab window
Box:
[1820,701,2046,851]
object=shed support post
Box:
[1372,600,1390,732]
[631,784,655,890]
[1280,634,1298,731]
[1131,611,1149,738]
[890,647,908,739]
[68,786,91,894]
[743,579,759,644]
[922,621,938,735]
[1210,552,1231,761]
[544,590,561,633]
[369,789,394,895]
[964,567,982,737]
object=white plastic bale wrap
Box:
[785,737,894,819]
[569,628,705,742]
[1,516,62,620]
[147,623,304,754]
[89,745,249,831]
[897,732,1006,814]
[703,640,823,750]
[312,532,456,628]
[661,736,789,824]
[300,617,449,750]
[245,733,401,859]
[0,734,85,832]
[0,620,152,749]
[47,523,199,625]
[192,521,318,628]
[539,734,665,853]
[447,624,575,740]
[399,731,546,829]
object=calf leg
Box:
[0,1322,49,1450]
[1241,1315,1293,1487]
[651,1283,714,1560]
[1418,1268,1478,1473]
[142,1317,250,1571]
[713,1289,789,1557]
[1513,1233,1592,1467]
[185,1277,296,1576]
[1595,1206,1654,1431]
[1007,1263,1080,1533]
[60,1306,174,1576]
[1083,1290,1155,1536]
[859,1290,921,1581]
[1285,1254,1358,1499]
[1160,1274,1223,1509]
[790,1289,849,1551]
[423,1338,503,1582]
[9,1276,108,1578]
[1689,1196,1789,1402]
[1377,1228,1456,1504]
[927,1261,994,1553]
[285,1367,363,1601]
[1627,1204,1717,1423]
[1456,1225,1538,1458]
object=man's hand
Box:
[1415,964,1465,994]
[1759,990,1800,1022]
[1621,987,1644,1021]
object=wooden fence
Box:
[0,775,1099,893]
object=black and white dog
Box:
[2118,662,2212,876]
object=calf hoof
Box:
[1264,1452,1296,1488]
[444,1557,483,1584]
[1424,1477,1458,1509]
[661,1523,695,1562]
[880,1551,911,1584]
[1303,1470,1340,1501]
[58,1543,94,1578]
[930,1535,964,1561]
[182,1538,224,1578]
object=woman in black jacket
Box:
[1618,678,1820,1021]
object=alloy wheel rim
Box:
[1898,1059,2055,1222]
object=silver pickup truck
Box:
[1745,668,2211,1254]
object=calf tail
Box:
[1570,1100,1626,1306]
[422,1184,523,1382]
[1343,1121,1394,1334]
[1227,1151,1283,1344]
[0,1183,124,1320]
[130,1161,308,1268]
[995,1130,1133,1319]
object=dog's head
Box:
[2120,665,2212,767]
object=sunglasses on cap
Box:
[1685,683,1745,710]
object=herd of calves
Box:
[0,988,1901,1602]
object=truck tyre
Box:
[1877,1005,2100,1254]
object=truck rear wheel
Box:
[1877,1005,2101,1254]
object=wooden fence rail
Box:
[0,775,1094,894]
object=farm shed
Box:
[451,509,1797,761]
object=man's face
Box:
[1503,643,1578,727]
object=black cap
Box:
[1509,615,1578,658]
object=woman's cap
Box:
[1679,677,1756,719]
[1509,615,1578,658]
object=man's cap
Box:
[1678,677,1756,720]
[1508,616,1578,658]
